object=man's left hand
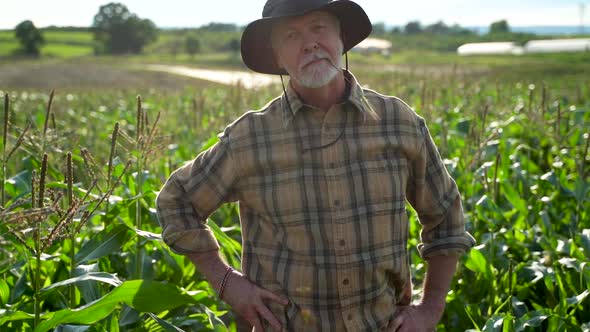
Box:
[386,304,442,332]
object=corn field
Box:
[0,66,588,331]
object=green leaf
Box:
[132,227,162,241]
[147,313,186,332]
[0,279,9,305]
[464,304,482,332]
[501,314,514,332]
[109,311,120,332]
[10,271,28,303]
[557,257,581,271]
[515,310,549,332]
[202,304,228,332]
[75,224,132,264]
[511,296,527,317]
[565,289,589,306]
[54,325,91,332]
[4,170,32,198]
[456,119,471,135]
[573,178,589,204]
[207,219,241,268]
[40,272,122,294]
[465,248,492,280]
[501,181,526,214]
[72,264,101,303]
[0,309,35,325]
[119,305,141,326]
[34,280,199,332]
[482,314,504,332]
[581,229,590,258]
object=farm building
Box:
[352,38,392,55]
[457,42,524,55]
[524,38,590,53]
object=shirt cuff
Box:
[162,225,220,255]
[417,232,476,259]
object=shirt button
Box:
[342,278,349,285]
[339,239,346,246]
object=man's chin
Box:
[296,76,333,89]
[295,68,339,89]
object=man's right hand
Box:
[187,251,288,332]
[222,270,289,332]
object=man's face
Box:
[272,11,343,88]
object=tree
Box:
[92,2,157,54]
[198,23,239,32]
[228,38,240,54]
[404,21,422,34]
[14,20,45,56]
[489,20,510,34]
[425,21,449,34]
[185,34,201,57]
[372,22,387,35]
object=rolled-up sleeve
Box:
[156,133,238,255]
[408,119,476,259]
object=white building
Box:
[457,42,524,56]
[352,38,392,55]
[524,38,590,53]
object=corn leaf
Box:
[35,280,201,332]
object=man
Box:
[156,0,475,331]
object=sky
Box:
[1,0,589,29]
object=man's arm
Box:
[187,251,288,332]
[388,254,458,332]
[390,113,474,331]
[420,254,458,316]
[157,137,288,331]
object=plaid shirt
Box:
[156,71,475,332]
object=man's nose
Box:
[302,35,319,53]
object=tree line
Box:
[12,1,514,57]
[372,19,510,36]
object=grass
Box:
[0,30,93,44]
[41,44,93,58]
[0,29,94,59]
[0,41,20,57]
[42,31,94,45]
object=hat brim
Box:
[241,0,372,75]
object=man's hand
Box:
[387,254,458,332]
[222,270,289,332]
[386,304,441,332]
[187,251,288,332]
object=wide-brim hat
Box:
[241,0,372,75]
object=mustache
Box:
[299,51,337,71]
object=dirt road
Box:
[144,64,280,89]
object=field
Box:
[0,37,589,331]
[0,30,95,58]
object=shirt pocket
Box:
[360,149,409,205]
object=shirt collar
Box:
[280,70,372,127]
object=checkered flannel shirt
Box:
[156,71,475,332]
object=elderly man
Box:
[156,0,475,331]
